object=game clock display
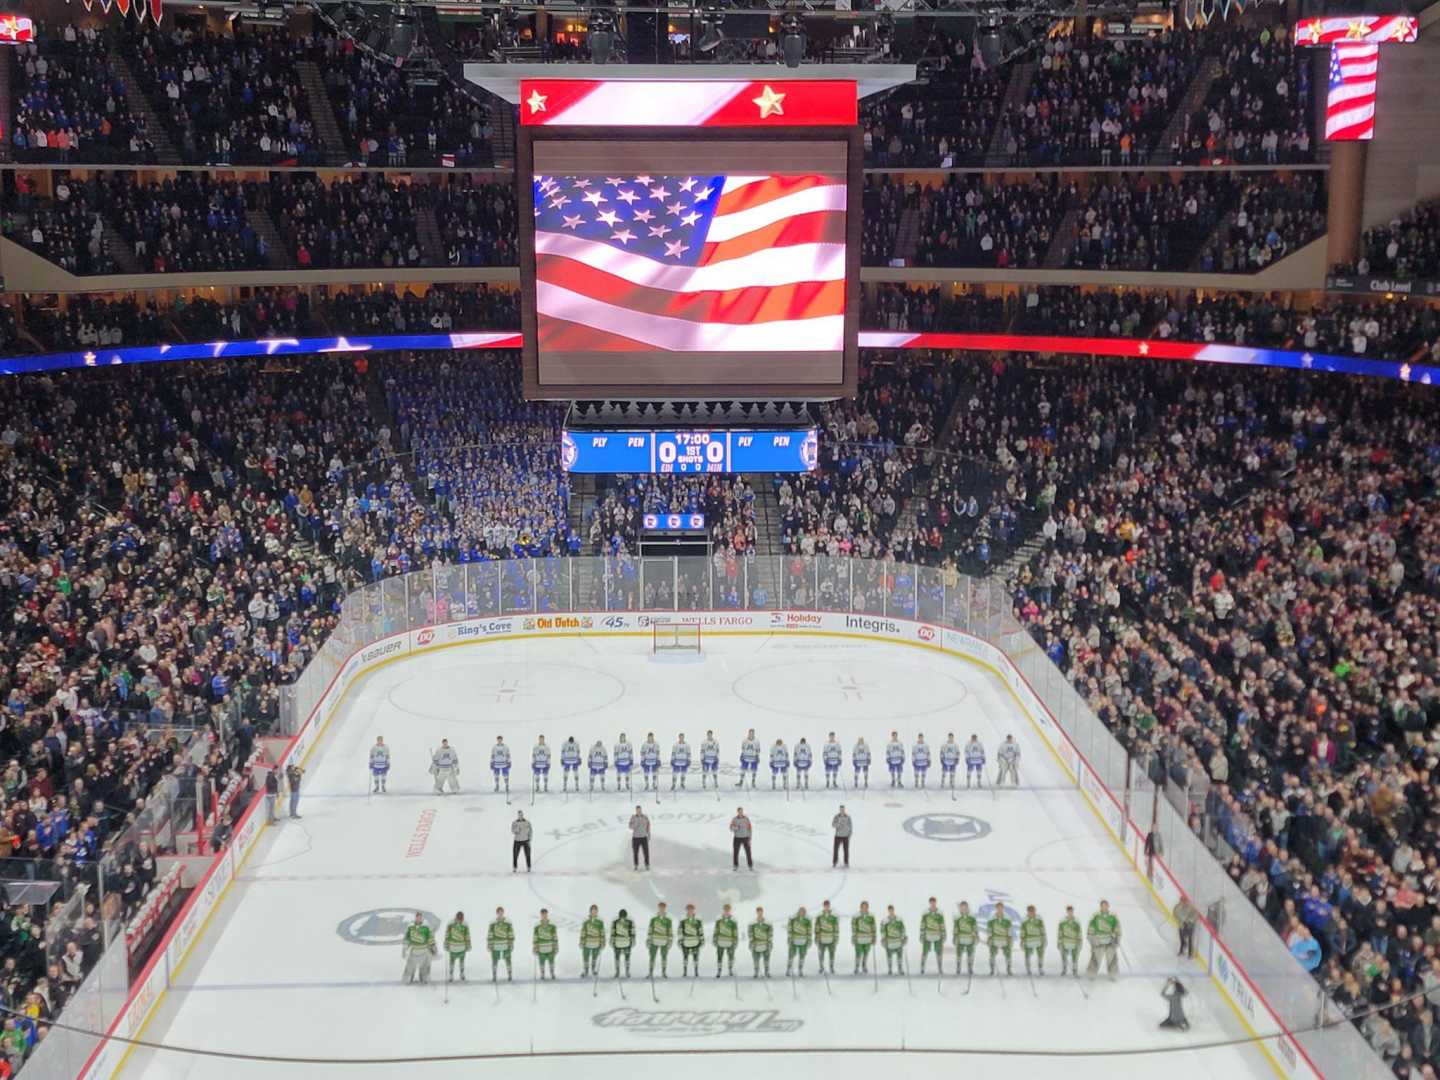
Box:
[561,428,818,474]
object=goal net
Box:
[652,621,702,654]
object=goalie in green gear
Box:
[1057,905,1083,976]
[881,905,907,976]
[679,903,705,976]
[919,897,945,974]
[786,906,812,976]
[986,902,1014,975]
[1020,905,1046,976]
[1086,900,1121,980]
[611,908,635,977]
[852,900,876,973]
[714,902,738,977]
[444,911,472,982]
[647,902,674,978]
[952,901,978,976]
[749,906,774,978]
[534,910,559,980]
[402,913,436,984]
[814,900,839,974]
[487,906,514,981]
[580,905,606,977]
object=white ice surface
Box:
[118,633,1277,1079]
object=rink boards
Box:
[78,609,1322,1080]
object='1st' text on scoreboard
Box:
[561,429,819,474]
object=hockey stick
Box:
[530,777,536,807]
[903,951,914,997]
[996,962,1006,998]
[732,964,740,1000]
[649,970,659,1004]
[871,951,879,995]
[531,948,539,1004]
[962,966,973,995]
[784,775,790,802]
[936,954,945,996]
[761,968,773,1000]
[592,963,600,998]
[443,959,451,1006]
[789,967,798,1000]
[823,958,833,996]
[1028,968,1039,998]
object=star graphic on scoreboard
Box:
[666,201,685,216]
[616,189,640,204]
[632,209,654,222]
[572,179,593,189]
[596,208,622,227]
[648,224,671,237]
[605,177,623,186]
[582,190,607,206]
[1400,363,1412,381]
[693,185,714,202]
[548,195,571,209]
[649,185,671,201]
[561,214,585,230]
[1137,341,1149,355]
[611,229,637,245]
[752,84,786,119]
[664,239,689,258]
[1301,353,1314,368]
[526,89,548,114]
[634,174,653,185]
[680,210,702,228]
[679,177,698,193]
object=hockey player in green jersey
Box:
[1086,900,1121,980]
[611,908,636,977]
[580,905,606,978]
[714,902,738,977]
[402,913,436,984]
[679,903,705,976]
[1057,905,1082,976]
[444,912,472,982]
[534,909,559,980]
[786,906,812,976]
[487,907,514,982]
[986,902,1014,975]
[1020,905,1047,976]
[647,901,674,978]
[852,900,876,973]
[881,905,907,976]
[814,900,839,975]
[919,897,946,974]
[952,901,978,976]
[749,906,774,978]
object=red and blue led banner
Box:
[1,329,1437,388]
[518,79,858,128]
[1294,16,1418,46]
[0,14,34,43]
[1295,15,1420,141]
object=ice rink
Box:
[120,632,1279,1079]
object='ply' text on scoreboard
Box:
[560,428,820,474]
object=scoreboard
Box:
[561,428,818,474]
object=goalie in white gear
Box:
[369,736,390,793]
[431,739,460,794]
[997,735,1021,787]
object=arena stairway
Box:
[296,60,351,166]
[983,62,1036,168]
[0,49,12,164]
[107,51,182,166]
[100,221,144,274]
[1043,207,1083,269]
[892,205,920,263]
[416,205,448,266]
[1147,55,1221,165]
[245,208,294,271]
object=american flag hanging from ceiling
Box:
[1326,42,1380,140]
[532,173,847,354]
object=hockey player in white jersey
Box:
[589,740,609,792]
[793,738,813,790]
[640,733,662,791]
[431,739,461,795]
[490,736,511,793]
[940,733,960,790]
[369,736,390,793]
[738,729,760,790]
[671,735,692,790]
[769,739,790,790]
[700,730,721,789]
[997,735,1021,787]
[852,737,872,788]
[822,732,842,789]
[911,734,931,788]
[885,731,905,788]
[614,734,634,792]
[964,735,987,789]
[532,736,551,793]
[561,737,582,792]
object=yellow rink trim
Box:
[111,626,1291,1079]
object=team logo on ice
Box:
[337,908,440,947]
[592,1008,803,1037]
[902,813,992,843]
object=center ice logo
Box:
[337,908,441,947]
[593,1007,803,1037]
[901,813,992,843]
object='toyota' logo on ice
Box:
[592,1008,803,1037]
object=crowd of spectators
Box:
[911,174,1066,269]
[427,178,519,268]
[3,174,116,276]
[10,25,157,164]
[865,284,1005,334]
[122,26,321,167]
[1171,24,1313,165]
[1065,173,1228,272]
[103,172,267,275]
[268,174,424,271]
[589,476,758,570]
[1195,173,1327,274]
[1342,199,1440,284]
[861,174,905,266]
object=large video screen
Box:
[520,134,859,399]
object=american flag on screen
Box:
[532,173,846,352]
[1325,43,1380,141]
